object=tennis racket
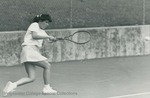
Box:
[51,30,91,44]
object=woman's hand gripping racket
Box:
[50,30,91,44]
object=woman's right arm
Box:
[32,31,55,40]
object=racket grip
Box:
[57,38,63,40]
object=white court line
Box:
[108,92,150,98]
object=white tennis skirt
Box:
[20,45,47,63]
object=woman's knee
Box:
[44,62,51,69]
[28,77,36,82]
[40,61,51,69]
[32,60,51,69]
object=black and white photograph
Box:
[0,0,150,98]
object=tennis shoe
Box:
[42,85,57,94]
[3,81,17,96]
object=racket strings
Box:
[71,32,91,44]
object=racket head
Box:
[69,30,91,44]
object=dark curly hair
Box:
[33,14,52,23]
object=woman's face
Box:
[39,20,50,29]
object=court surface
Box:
[1,55,150,98]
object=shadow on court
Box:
[1,55,150,98]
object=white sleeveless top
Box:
[22,22,48,48]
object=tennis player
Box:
[3,14,57,96]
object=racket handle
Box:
[57,38,64,40]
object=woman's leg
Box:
[31,60,57,93]
[15,62,36,86]
[31,60,51,85]
[3,62,36,96]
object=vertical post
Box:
[142,0,146,25]
[70,0,73,28]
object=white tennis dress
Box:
[20,22,48,63]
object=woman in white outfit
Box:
[3,14,57,96]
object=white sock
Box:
[44,84,50,88]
